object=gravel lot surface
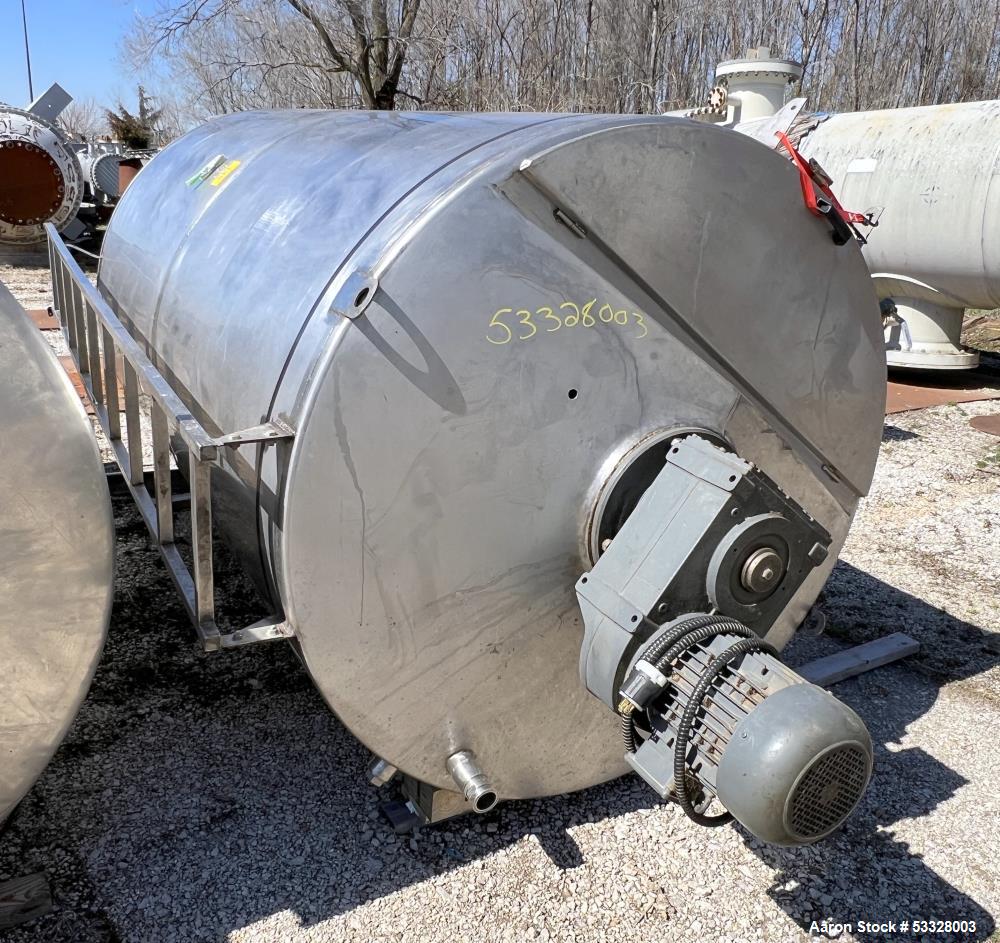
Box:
[1,263,998,943]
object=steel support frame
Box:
[45,223,292,651]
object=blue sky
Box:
[0,0,154,109]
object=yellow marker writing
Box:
[485,299,649,345]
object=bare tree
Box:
[126,0,1000,119]
[129,0,422,111]
[59,97,108,141]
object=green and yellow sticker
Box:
[209,159,241,186]
[186,155,224,188]
[186,155,242,189]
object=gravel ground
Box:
[1,263,999,943]
[1,261,56,308]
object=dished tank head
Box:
[0,279,114,823]
[97,110,885,804]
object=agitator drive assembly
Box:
[31,107,888,846]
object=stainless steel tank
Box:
[800,101,1000,369]
[97,110,885,803]
[0,280,113,822]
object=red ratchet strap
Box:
[776,131,869,244]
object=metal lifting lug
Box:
[214,418,296,448]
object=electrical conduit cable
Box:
[672,634,778,826]
[620,615,759,753]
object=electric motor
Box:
[620,616,873,845]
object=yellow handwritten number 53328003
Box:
[486,300,648,344]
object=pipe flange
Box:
[715,57,803,84]
[0,103,83,245]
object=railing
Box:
[45,223,294,652]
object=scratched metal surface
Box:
[97,112,884,798]
[0,279,113,823]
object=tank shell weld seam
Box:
[332,369,367,629]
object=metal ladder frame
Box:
[45,223,294,651]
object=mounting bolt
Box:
[807,542,829,565]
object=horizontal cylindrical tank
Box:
[98,111,884,800]
[801,101,1000,368]
[0,280,113,822]
[0,104,83,246]
[801,101,1000,310]
[76,145,127,202]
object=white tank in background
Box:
[708,50,997,370]
[800,102,1000,370]
[715,49,803,124]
